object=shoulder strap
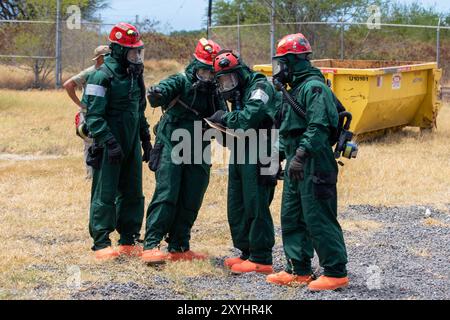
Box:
[97,65,114,87]
[291,75,324,97]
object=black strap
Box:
[98,65,114,87]
[284,75,346,118]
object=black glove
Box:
[141,140,152,162]
[86,143,104,170]
[148,143,164,172]
[276,166,285,181]
[288,148,308,181]
[279,150,286,163]
[105,137,123,165]
[147,86,163,106]
[206,110,226,126]
[140,128,152,163]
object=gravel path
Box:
[73,205,450,300]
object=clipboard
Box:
[204,118,240,138]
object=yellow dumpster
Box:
[254,60,442,136]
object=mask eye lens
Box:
[272,60,283,76]
[196,69,214,82]
[217,73,239,93]
[127,49,144,64]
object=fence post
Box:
[207,0,212,39]
[237,13,241,56]
[98,14,102,46]
[270,0,275,60]
[55,0,62,88]
[436,18,441,68]
[340,20,344,60]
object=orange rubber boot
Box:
[168,250,207,262]
[141,248,169,265]
[230,260,273,275]
[118,245,143,257]
[224,257,245,269]
[94,247,119,261]
[308,275,349,291]
[266,271,313,286]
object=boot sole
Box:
[119,252,143,258]
[266,279,310,286]
[224,261,245,269]
[308,283,349,291]
[231,269,273,275]
[266,279,292,286]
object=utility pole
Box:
[436,18,441,68]
[237,13,241,55]
[207,0,212,39]
[98,14,102,46]
[55,0,62,88]
[270,0,276,59]
[340,20,344,60]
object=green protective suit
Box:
[278,58,348,277]
[84,50,149,251]
[221,69,278,265]
[144,59,226,252]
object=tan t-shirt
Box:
[71,65,98,110]
[70,65,97,89]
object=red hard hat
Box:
[213,50,240,73]
[109,22,144,48]
[274,33,312,58]
[194,38,221,65]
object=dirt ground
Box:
[0,89,449,300]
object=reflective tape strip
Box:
[85,84,106,97]
[249,88,269,104]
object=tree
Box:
[0,0,109,20]
[0,0,109,88]
[212,0,376,26]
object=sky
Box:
[99,0,450,32]
[99,0,208,32]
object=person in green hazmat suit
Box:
[141,39,226,264]
[206,50,279,275]
[265,33,349,291]
[83,23,152,261]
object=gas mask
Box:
[272,58,290,89]
[127,48,145,78]
[216,72,240,101]
[196,68,214,82]
[127,48,144,64]
[193,68,215,92]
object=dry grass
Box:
[0,65,34,89]
[0,88,449,299]
[0,59,184,91]
[338,109,450,207]
[422,217,450,227]
[409,247,431,258]
[143,59,185,85]
[340,219,384,233]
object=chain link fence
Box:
[210,22,450,83]
[0,18,113,89]
[0,17,449,89]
